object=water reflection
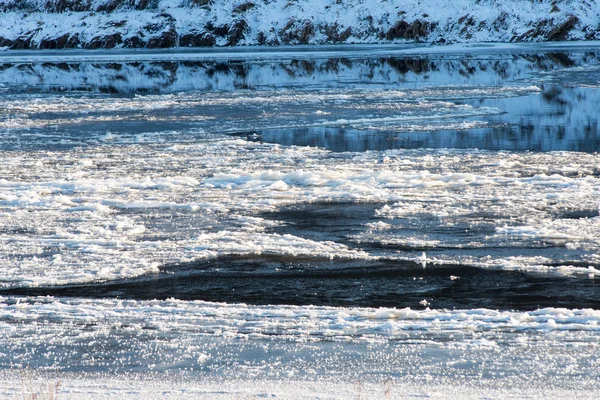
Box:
[239,115,600,153]
[1,48,599,152]
[0,50,598,93]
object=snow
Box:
[2,377,598,400]
[1,138,599,287]
[1,297,600,397]
[3,297,599,342]
[0,0,599,48]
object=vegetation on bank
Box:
[0,0,598,49]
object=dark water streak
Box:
[2,255,599,311]
[3,202,599,311]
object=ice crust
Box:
[1,138,599,287]
[1,296,600,397]
[1,52,599,287]
[2,296,600,345]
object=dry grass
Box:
[18,371,60,400]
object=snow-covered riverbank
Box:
[0,0,599,50]
[2,297,600,399]
[4,375,599,399]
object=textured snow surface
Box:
[0,0,599,49]
[1,297,599,398]
[2,377,598,400]
[3,297,600,344]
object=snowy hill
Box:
[0,0,599,49]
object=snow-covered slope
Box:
[0,0,599,49]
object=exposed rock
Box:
[44,0,91,13]
[95,0,122,13]
[9,29,41,50]
[206,22,230,37]
[106,20,128,28]
[66,34,82,48]
[188,0,211,8]
[146,29,178,48]
[280,19,314,44]
[136,13,178,48]
[386,19,431,40]
[38,33,71,49]
[0,37,13,47]
[158,12,176,24]
[256,32,279,46]
[142,23,164,34]
[514,27,535,42]
[516,15,579,41]
[123,36,146,48]
[256,31,267,45]
[233,2,255,14]
[584,24,600,40]
[491,11,509,33]
[322,23,352,43]
[92,0,157,12]
[457,14,477,38]
[0,0,596,49]
[227,19,248,46]
[3,0,160,12]
[10,38,33,50]
[84,33,123,49]
[134,0,158,10]
[547,15,579,41]
[180,30,216,47]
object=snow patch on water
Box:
[1,139,599,287]
[2,297,599,344]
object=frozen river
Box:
[1,43,599,398]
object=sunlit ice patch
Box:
[1,140,599,287]
[1,296,600,345]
